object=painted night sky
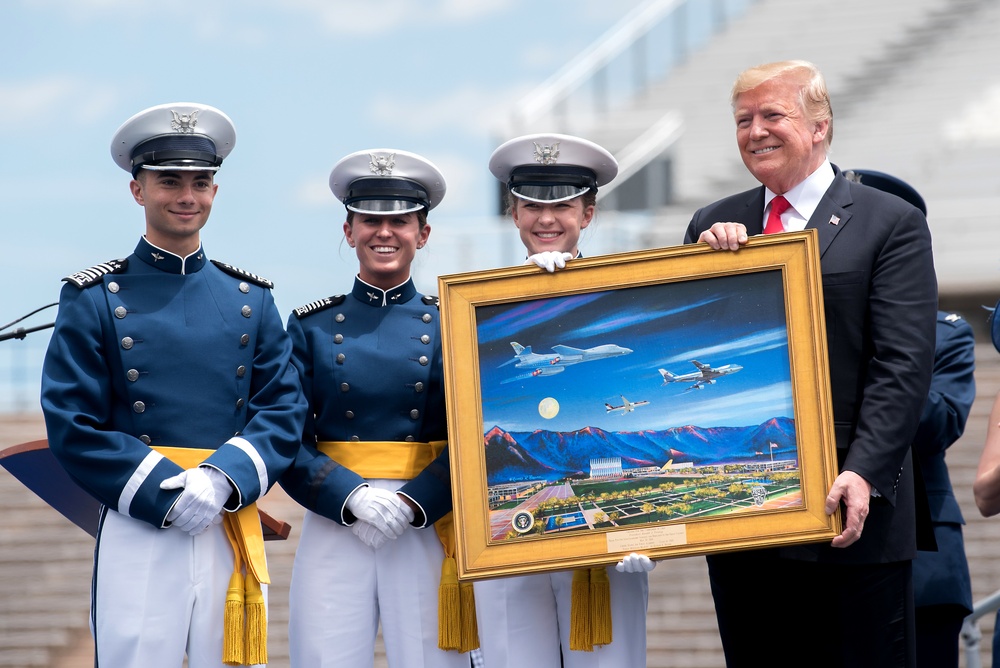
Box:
[476,269,794,434]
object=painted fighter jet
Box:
[604,395,650,414]
[500,341,632,383]
[658,359,743,390]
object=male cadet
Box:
[684,61,937,667]
[40,102,307,668]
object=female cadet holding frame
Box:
[279,149,469,668]
[474,133,655,668]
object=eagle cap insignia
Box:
[533,142,560,166]
[170,109,199,134]
[369,153,395,176]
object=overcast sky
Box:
[0,0,647,411]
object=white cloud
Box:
[367,82,530,135]
[426,152,485,213]
[438,0,510,22]
[25,0,132,10]
[294,175,336,208]
[18,0,150,21]
[945,83,1000,145]
[0,78,117,129]
[277,0,512,35]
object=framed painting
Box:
[438,230,840,580]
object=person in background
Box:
[845,169,975,667]
[40,102,307,667]
[279,149,470,667]
[473,132,653,668]
[685,61,937,667]
[973,298,1000,666]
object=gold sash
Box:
[317,439,444,478]
[316,440,479,652]
[153,446,268,665]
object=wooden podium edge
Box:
[0,439,291,540]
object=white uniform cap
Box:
[110,102,236,176]
[329,149,446,214]
[489,133,618,203]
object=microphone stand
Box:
[0,303,57,342]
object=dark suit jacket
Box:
[685,169,937,565]
[912,312,975,611]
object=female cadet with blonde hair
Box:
[474,133,655,668]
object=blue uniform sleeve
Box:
[203,288,308,507]
[278,313,365,524]
[42,274,307,528]
[912,315,976,458]
[41,282,185,527]
[398,445,453,527]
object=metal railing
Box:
[500,0,755,213]
[963,589,1000,668]
[505,0,756,136]
[596,110,683,204]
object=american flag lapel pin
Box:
[829,214,841,226]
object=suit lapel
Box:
[805,174,853,257]
[743,188,766,234]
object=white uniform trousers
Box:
[473,568,648,667]
[93,509,265,668]
[288,480,468,668]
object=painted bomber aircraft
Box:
[658,359,743,391]
[500,341,632,383]
[604,395,650,414]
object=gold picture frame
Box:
[438,230,840,580]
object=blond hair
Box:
[731,60,833,150]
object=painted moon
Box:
[538,397,559,419]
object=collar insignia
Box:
[170,109,199,134]
[367,291,379,302]
[151,252,165,262]
[369,153,395,176]
[533,142,560,165]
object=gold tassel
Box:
[438,556,461,651]
[223,569,245,666]
[458,580,480,652]
[243,574,268,666]
[569,569,593,651]
[589,567,612,646]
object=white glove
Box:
[525,251,572,273]
[352,520,390,549]
[615,552,657,574]
[160,466,232,535]
[345,486,409,539]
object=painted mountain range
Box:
[483,417,796,486]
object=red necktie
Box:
[764,195,790,234]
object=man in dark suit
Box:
[683,61,937,667]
